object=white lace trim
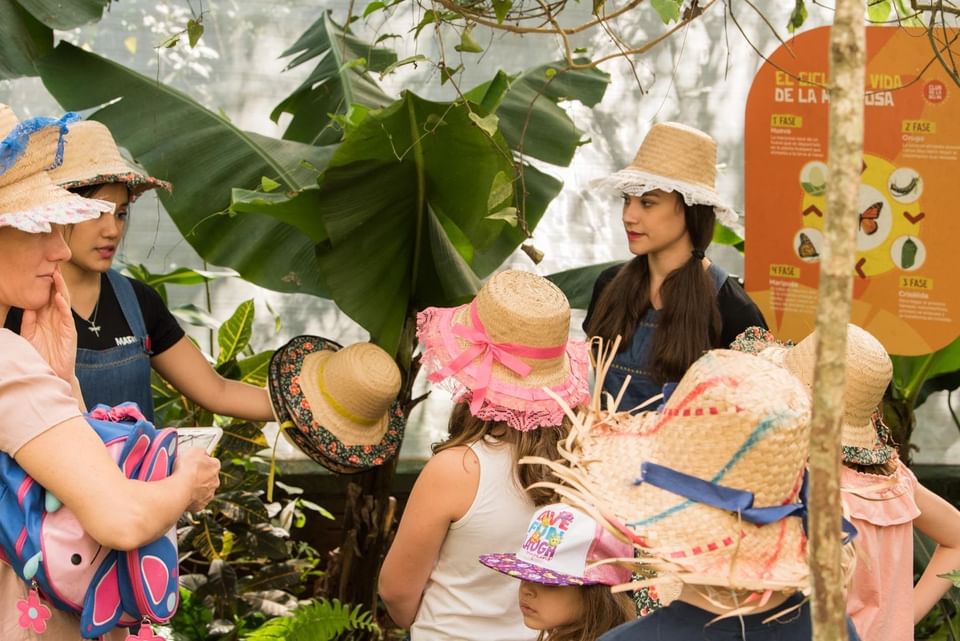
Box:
[0,197,113,233]
[593,168,739,227]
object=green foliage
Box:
[915,531,960,640]
[867,0,892,22]
[546,261,621,310]
[271,12,397,146]
[0,0,51,79]
[242,599,381,641]
[14,0,110,30]
[650,0,682,24]
[37,42,334,299]
[786,0,808,34]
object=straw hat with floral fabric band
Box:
[0,104,112,232]
[480,503,633,587]
[268,335,406,473]
[594,121,737,228]
[48,120,171,203]
[758,324,896,467]
[528,349,834,595]
[416,269,590,431]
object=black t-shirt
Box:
[582,262,768,347]
[599,595,862,640]
[4,273,184,355]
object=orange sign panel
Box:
[744,26,959,355]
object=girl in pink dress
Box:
[742,324,960,641]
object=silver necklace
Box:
[84,283,102,337]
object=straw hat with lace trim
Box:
[760,324,895,465]
[0,104,112,232]
[269,336,406,473]
[48,120,171,202]
[528,349,821,596]
[417,269,590,431]
[594,122,737,227]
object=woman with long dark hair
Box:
[584,122,766,415]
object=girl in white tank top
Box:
[379,271,590,641]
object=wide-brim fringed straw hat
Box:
[594,122,738,228]
[0,104,112,232]
[530,349,822,596]
[48,120,171,202]
[416,269,590,431]
[762,324,896,467]
[268,336,406,474]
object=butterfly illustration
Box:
[798,232,818,259]
[859,202,883,235]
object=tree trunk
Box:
[809,2,865,640]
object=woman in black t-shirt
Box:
[583,122,767,418]
[8,120,273,424]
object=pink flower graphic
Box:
[16,590,52,633]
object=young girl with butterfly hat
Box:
[4,120,273,424]
[379,270,590,640]
[748,324,960,641]
[480,503,636,641]
[0,105,220,640]
[584,122,766,414]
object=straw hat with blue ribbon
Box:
[0,104,112,232]
[268,336,405,474]
[527,349,832,595]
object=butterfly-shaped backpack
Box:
[0,403,180,639]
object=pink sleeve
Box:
[0,330,82,456]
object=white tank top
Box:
[410,437,537,641]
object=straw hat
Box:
[416,269,590,431]
[0,105,112,232]
[538,350,819,593]
[48,120,171,202]
[764,324,895,466]
[480,503,633,587]
[597,122,737,227]
[268,336,406,474]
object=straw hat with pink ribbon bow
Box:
[416,269,590,431]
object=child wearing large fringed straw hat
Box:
[741,324,960,641]
[583,122,767,416]
[0,105,221,641]
[525,348,862,640]
[379,270,590,641]
[479,503,636,641]
[4,119,274,425]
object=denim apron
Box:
[602,264,729,413]
[76,269,155,422]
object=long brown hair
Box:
[536,585,635,641]
[585,200,721,383]
[433,403,570,506]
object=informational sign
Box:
[744,27,959,355]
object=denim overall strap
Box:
[75,270,156,422]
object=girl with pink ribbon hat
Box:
[379,270,590,641]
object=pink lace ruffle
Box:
[416,306,590,431]
[841,459,920,527]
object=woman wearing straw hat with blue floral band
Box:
[4,119,273,424]
[0,104,221,641]
[584,122,767,415]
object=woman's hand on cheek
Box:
[21,267,77,381]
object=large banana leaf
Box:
[0,0,51,79]
[891,335,960,403]
[466,63,610,166]
[15,0,109,30]
[235,92,513,353]
[547,261,621,309]
[271,12,397,146]
[37,42,334,297]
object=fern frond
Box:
[243,598,381,641]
